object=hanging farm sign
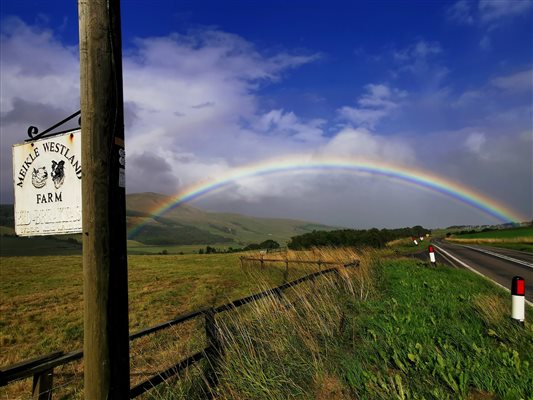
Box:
[12,130,82,236]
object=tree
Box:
[259,239,280,249]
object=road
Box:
[432,240,533,303]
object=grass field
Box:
[0,252,328,365]
[385,236,431,255]
[126,241,238,255]
[451,226,533,240]
[1,246,532,399]
[447,226,533,252]
[0,249,358,399]
[0,235,82,256]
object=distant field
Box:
[126,241,237,255]
[452,226,533,240]
[2,236,237,256]
[0,235,82,256]
[447,226,533,252]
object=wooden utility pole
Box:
[78,1,130,398]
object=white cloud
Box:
[479,0,532,23]
[253,109,326,143]
[391,40,448,89]
[447,0,531,27]
[119,29,326,191]
[452,89,483,108]
[446,0,475,25]
[465,132,487,154]
[0,17,79,113]
[319,127,415,163]
[393,40,442,63]
[491,69,533,92]
[337,84,407,128]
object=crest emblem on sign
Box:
[31,166,48,189]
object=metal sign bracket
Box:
[26,110,81,142]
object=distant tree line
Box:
[287,226,430,250]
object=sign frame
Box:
[13,128,82,236]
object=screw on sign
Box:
[428,245,436,265]
[511,276,525,324]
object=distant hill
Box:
[126,192,338,246]
[0,194,338,254]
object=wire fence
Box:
[0,258,358,399]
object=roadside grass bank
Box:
[385,237,430,256]
[338,259,533,399]
[151,254,533,399]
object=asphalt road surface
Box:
[433,240,533,303]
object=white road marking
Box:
[433,244,533,308]
[459,244,533,269]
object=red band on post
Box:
[512,276,525,296]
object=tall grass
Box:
[143,247,369,399]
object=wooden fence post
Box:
[260,255,264,270]
[204,308,222,389]
[284,258,289,282]
[32,369,53,400]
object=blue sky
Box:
[1,1,531,227]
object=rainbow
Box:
[128,156,527,237]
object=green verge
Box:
[163,257,533,400]
[453,227,533,240]
[338,259,533,400]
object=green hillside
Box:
[125,192,337,247]
[0,194,338,255]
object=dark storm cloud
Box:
[127,151,180,194]
[124,101,140,130]
[1,98,69,128]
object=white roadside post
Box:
[511,276,525,325]
[428,245,436,265]
[412,236,419,246]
